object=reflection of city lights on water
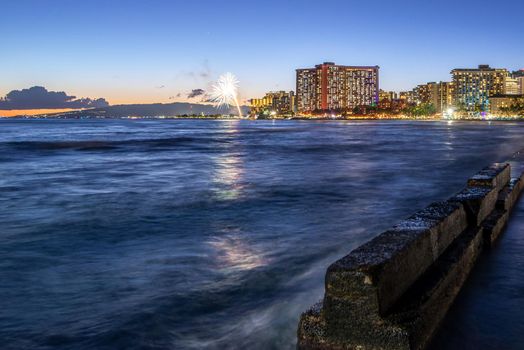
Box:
[212,154,244,200]
[212,121,245,200]
[208,235,267,271]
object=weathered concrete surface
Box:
[450,163,510,226]
[496,176,524,212]
[482,210,509,247]
[449,186,498,226]
[482,174,524,247]
[297,163,523,350]
[386,227,484,350]
[324,202,467,321]
[298,227,485,350]
[467,163,510,191]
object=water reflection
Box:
[208,233,268,272]
[211,121,245,200]
[3,119,524,350]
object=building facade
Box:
[428,82,453,113]
[249,91,295,117]
[379,90,398,102]
[451,65,509,111]
[512,71,524,95]
[505,77,520,95]
[435,82,454,113]
[399,91,415,104]
[296,62,379,114]
[490,95,524,115]
[411,81,453,113]
[413,83,432,105]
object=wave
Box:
[2,137,227,152]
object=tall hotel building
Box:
[296,62,379,113]
[451,65,508,111]
[413,81,454,112]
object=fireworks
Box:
[210,72,242,117]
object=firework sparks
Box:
[210,72,242,117]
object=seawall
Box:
[297,162,524,350]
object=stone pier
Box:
[297,163,524,350]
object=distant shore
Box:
[2,115,523,122]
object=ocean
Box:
[1,119,524,349]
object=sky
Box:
[1,0,523,115]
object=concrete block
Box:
[482,209,509,246]
[297,302,327,350]
[323,202,467,324]
[450,186,498,226]
[387,227,484,350]
[496,176,524,212]
[297,164,523,350]
[467,163,510,191]
[298,227,485,350]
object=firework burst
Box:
[210,72,242,117]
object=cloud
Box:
[156,85,165,89]
[177,60,212,82]
[199,59,211,79]
[187,88,205,99]
[203,94,214,103]
[0,86,109,110]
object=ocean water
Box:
[1,119,524,350]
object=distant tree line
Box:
[401,103,436,117]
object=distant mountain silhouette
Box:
[0,86,109,110]
[19,102,249,118]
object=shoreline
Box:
[2,115,523,122]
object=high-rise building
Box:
[412,81,453,112]
[379,90,397,102]
[451,65,509,111]
[435,82,454,113]
[249,91,295,117]
[399,91,415,104]
[505,77,520,95]
[378,90,401,111]
[296,62,379,114]
[511,70,524,95]
[490,95,524,115]
[413,83,433,105]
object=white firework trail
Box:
[210,72,243,117]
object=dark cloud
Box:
[203,93,214,103]
[156,85,165,89]
[0,86,109,110]
[176,93,182,97]
[187,88,205,99]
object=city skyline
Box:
[1,0,524,117]
[2,62,522,118]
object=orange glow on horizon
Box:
[0,99,219,117]
[0,109,80,117]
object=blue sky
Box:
[1,0,523,109]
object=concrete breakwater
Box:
[297,163,524,350]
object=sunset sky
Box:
[1,0,523,116]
